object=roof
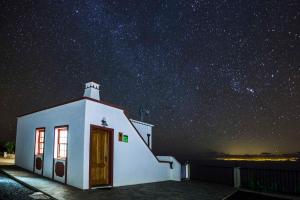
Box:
[17,97,125,118]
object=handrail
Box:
[124,113,175,169]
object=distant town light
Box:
[216,157,298,162]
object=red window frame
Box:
[57,128,68,159]
[36,128,45,155]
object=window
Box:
[54,127,68,159]
[58,128,67,158]
[35,128,45,155]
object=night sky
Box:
[0,0,299,156]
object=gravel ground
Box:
[0,172,39,200]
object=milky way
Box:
[0,0,299,155]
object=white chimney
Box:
[83,82,100,100]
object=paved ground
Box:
[0,172,53,200]
[72,181,236,200]
[0,172,34,200]
[0,157,15,165]
[0,165,236,200]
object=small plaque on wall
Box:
[123,135,128,143]
[118,132,128,143]
[118,132,123,141]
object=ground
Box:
[71,181,235,200]
[226,191,293,200]
[0,164,236,200]
[0,157,15,165]
[0,172,52,200]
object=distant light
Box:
[216,157,298,162]
[246,87,255,93]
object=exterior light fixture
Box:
[101,117,108,127]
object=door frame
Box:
[89,124,114,188]
[33,127,46,175]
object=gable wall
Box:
[15,100,86,188]
[83,100,180,189]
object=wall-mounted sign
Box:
[118,132,123,141]
[118,132,128,143]
[123,135,128,143]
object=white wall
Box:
[156,156,181,181]
[83,100,181,189]
[15,100,86,189]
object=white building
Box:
[15,82,181,189]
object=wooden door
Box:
[90,127,110,187]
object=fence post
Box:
[234,167,241,188]
[182,162,190,180]
[186,162,190,180]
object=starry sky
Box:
[0,0,299,155]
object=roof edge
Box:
[130,119,154,127]
[17,97,125,118]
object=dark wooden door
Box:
[90,127,110,187]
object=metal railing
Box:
[240,168,300,195]
[190,163,300,195]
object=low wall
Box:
[157,156,181,181]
